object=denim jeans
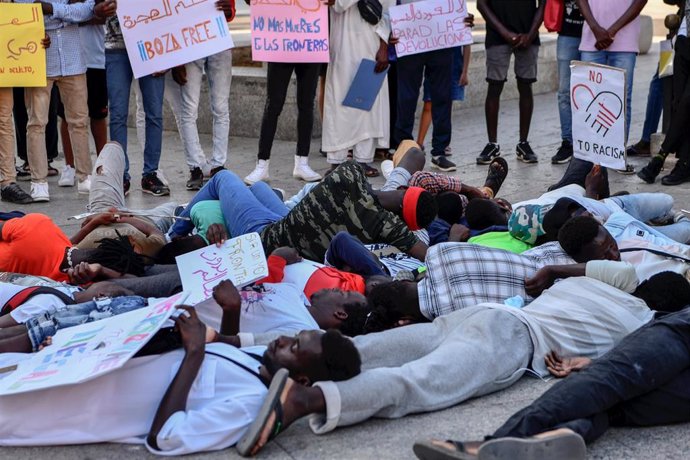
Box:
[25,295,147,350]
[580,51,637,140]
[106,50,165,180]
[169,170,289,238]
[606,192,690,243]
[641,70,662,143]
[557,35,581,142]
[491,308,690,444]
[325,231,387,276]
[178,50,232,170]
[395,48,453,157]
[258,62,320,159]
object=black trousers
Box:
[12,86,59,163]
[661,35,690,161]
[257,62,320,160]
[491,308,690,444]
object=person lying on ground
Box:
[167,161,437,262]
[0,307,361,457]
[235,271,689,456]
[412,278,690,460]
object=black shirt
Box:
[560,0,584,38]
[484,0,542,47]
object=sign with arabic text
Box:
[117,0,234,78]
[0,4,47,87]
[571,61,627,170]
[0,292,188,395]
[250,0,329,63]
[389,0,472,58]
[176,232,269,304]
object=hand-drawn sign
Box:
[570,61,627,170]
[0,4,47,87]
[389,0,472,58]
[117,0,234,78]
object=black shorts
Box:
[57,68,108,120]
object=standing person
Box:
[551,0,584,164]
[321,0,394,178]
[476,0,545,165]
[416,45,471,154]
[97,0,169,196]
[23,0,95,202]
[638,1,690,185]
[165,0,235,191]
[58,22,109,187]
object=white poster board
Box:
[570,61,627,170]
[0,292,188,395]
[176,232,268,304]
[117,0,235,78]
[389,0,472,58]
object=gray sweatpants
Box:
[309,307,533,433]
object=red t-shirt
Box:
[0,214,71,282]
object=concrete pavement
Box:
[2,39,690,459]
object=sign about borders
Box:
[389,0,472,58]
[176,232,268,304]
[570,61,627,170]
[250,0,329,63]
[0,292,188,395]
[0,4,47,87]
[117,0,234,78]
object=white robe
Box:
[322,0,393,160]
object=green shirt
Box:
[468,231,532,254]
[190,200,226,244]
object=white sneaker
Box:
[78,175,92,195]
[58,165,76,187]
[381,160,394,180]
[244,160,270,185]
[30,181,50,202]
[293,156,322,182]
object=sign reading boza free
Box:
[117,0,234,78]
[570,61,627,170]
[0,4,47,87]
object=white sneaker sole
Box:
[478,431,586,460]
[32,196,49,202]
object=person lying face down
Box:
[234,270,690,457]
[0,308,361,457]
[165,161,437,263]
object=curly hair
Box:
[416,190,439,229]
[557,215,601,260]
[363,281,410,334]
[319,329,361,381]
[338,300,373,337]
[634,271,690,313]
[91,233,148,276]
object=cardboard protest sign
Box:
[176,232,268,304]
[0,4,47,87]
[0,292,188,395]
[389,0,472,58]
[117,0,234,78]
[570,61,627,170]
[250,0,329,63]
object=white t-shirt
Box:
[0,282,74,324]
[514,184,622,222]
[496,277,654,377]
[238,283,318,336]
[0,344,268,456]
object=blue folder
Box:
[342,59,388,111]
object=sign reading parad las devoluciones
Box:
[250,0,329,63]
[0,4,47,87]
[570,61,627,170]
[117,0,234,78]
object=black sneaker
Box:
[551,140,573,164]
[637,157,664,184]
[186,167,204,190]
[16,162,31,181]
[476,143,500,165]
[123,178,131,196]
[431,155,456,172]
[516,141,538,163]
[661,160,690,186]
[141,172,170,196]
[0,183,33,204]
[209,166,225,177]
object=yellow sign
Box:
[0,4,47,87]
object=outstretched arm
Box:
[545,350,592,378]
[213,280,242,336]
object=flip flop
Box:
[413,439,478,460]
[483,156,509,197]
[359,162,380,178]
[236,368,289,457]
[477,430,586,460]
